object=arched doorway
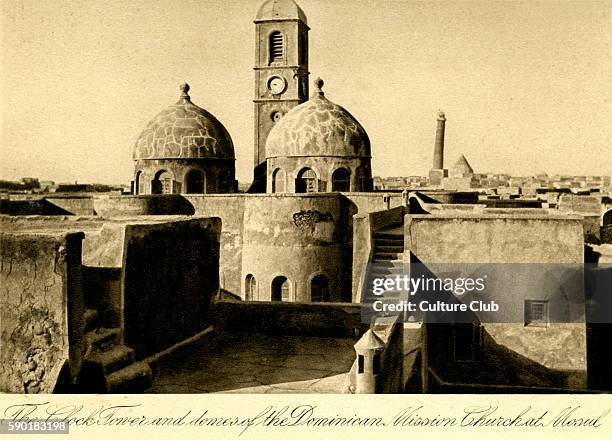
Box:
[311,274,330,302]
[185,169,205,194]
[331,168,350,192]
[296,168,317,193]
[271,276,290,301]
[152,170,173,194]
[272,168,285,193]
[245,274,256,301]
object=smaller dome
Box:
[134,83,234,161]
[266,78,371,159]
[255,0,307,24]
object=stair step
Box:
[369,262,404,269]
[373,237,404,245]
[373,251,403,260]
[86,345,135,375]
[83,309,98,332]
[86,328,121,352]
[373,232,404,240]
[106,362,152,393]
[374,245,404,253]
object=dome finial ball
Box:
[179,83,190,100]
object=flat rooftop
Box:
[146,330,356,393]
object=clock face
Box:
[268,76,286,95]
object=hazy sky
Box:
[1,0,610,184]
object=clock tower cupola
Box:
[251,0,309,192]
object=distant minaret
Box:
[429,111,448,186]
[433,111,446,169]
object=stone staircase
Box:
[362,224,406,310]
[76,308,152,393]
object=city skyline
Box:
[1,0,610,184]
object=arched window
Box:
[135,171,144,195]
[185,169,205,194]
[152,170,173,194]
[271,276,290,302]
[296,168,317,193]
[331,168,350,192]
[272,168,285,193]
[311,274,330,302]
[269,31,283,64]
[245,274,256,301]
[604,209,612,226]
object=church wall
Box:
[6,191,408,304]
[184,195,246,294]
[405,213,587,388]
[241,193,351,302]
[267,156,371,192]
[134,159,236,195]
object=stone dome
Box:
[133,84,235,161]
[255,0,307,24]
[265,78,371,159]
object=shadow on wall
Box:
[94,195,195,216]
[409,256,586,391]
[0,199,73,215]
[426,325,579,392]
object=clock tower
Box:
[251,0,309,192]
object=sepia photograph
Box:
[1,0,611,438]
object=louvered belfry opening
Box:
[269,31,283,63]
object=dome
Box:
[133,84,235,161]
[265,78,371,159]
[255,0,307,24]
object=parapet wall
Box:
[0,232,86,393]
[211,300,365,337]
[405,213,584,263]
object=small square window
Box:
[525,300,548,326]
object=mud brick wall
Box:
[0,232,85,393]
